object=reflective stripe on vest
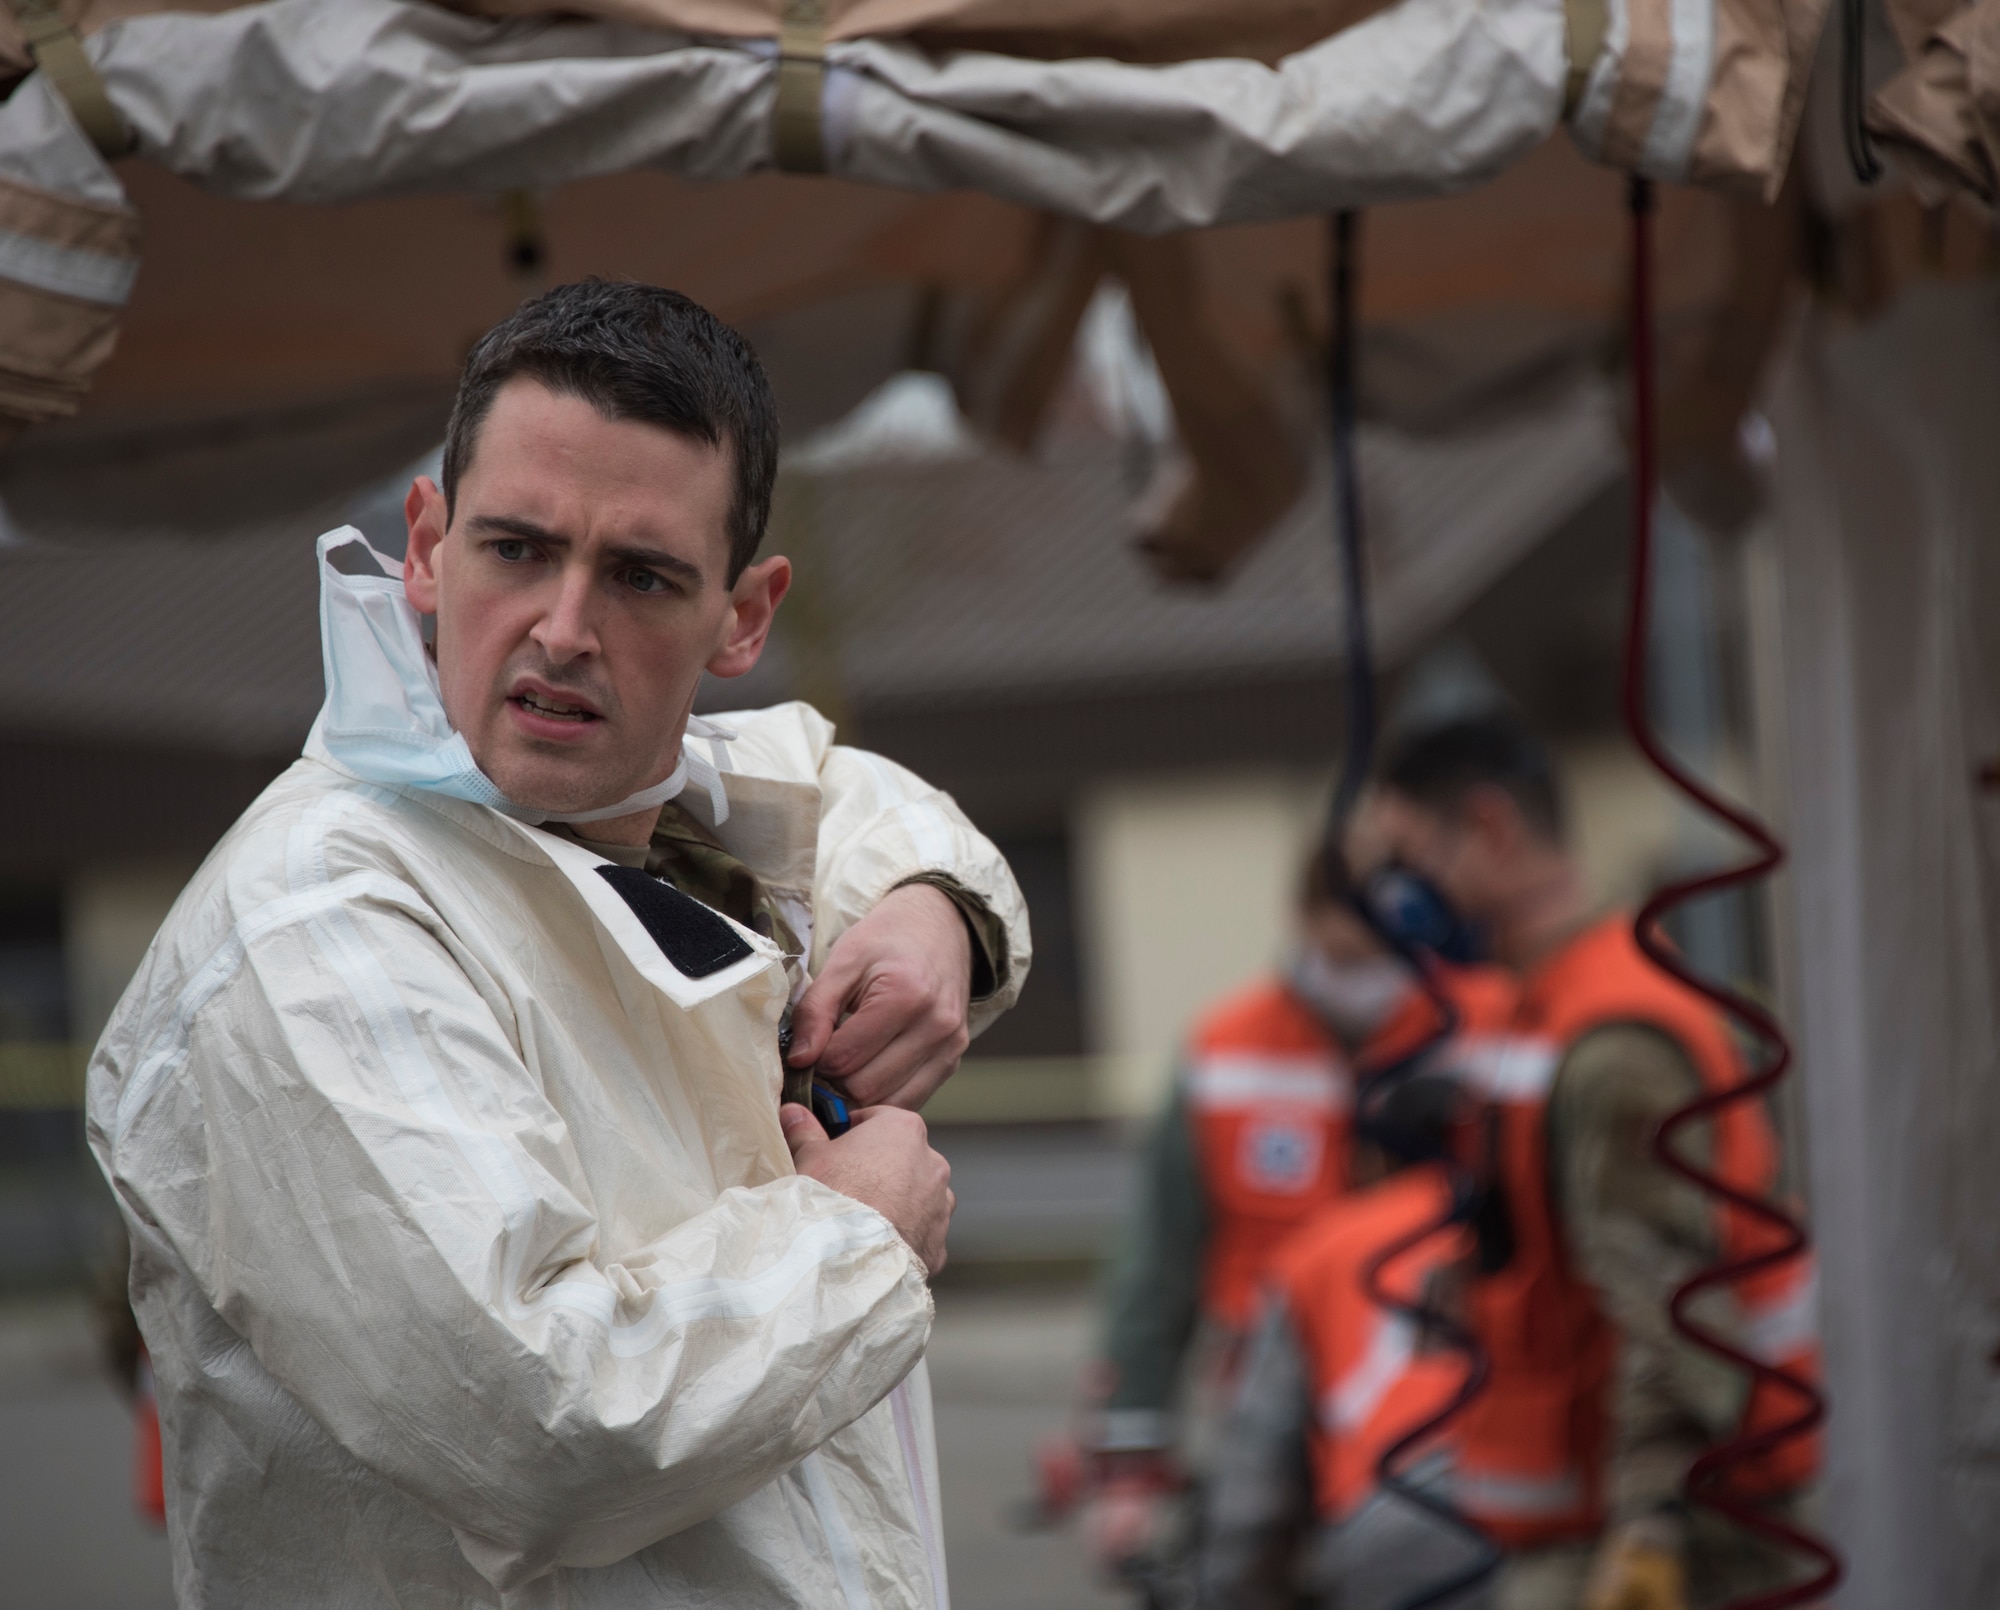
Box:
[1455,1465,1587,1520]
[1186,1053,1350,1114]
[1742,1264,1818,1363]
[1451,1032,1561,1102]
[1327,1311,1419,1435]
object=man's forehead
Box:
[1374,790,1454,841]
[457,380,734,568]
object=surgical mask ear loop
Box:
[541,718,739,827]
[538,753,689,826]
[682,714,737,825]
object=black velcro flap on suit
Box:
[594,864,755,979]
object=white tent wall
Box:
[1770,281,2000,1609]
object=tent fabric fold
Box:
[1868,0,2000,202]
[0,78,138,440]
[1568,0,1829,196]
[434,0,1410,66]
[0,0,1827,213]
[54,0,1567,219]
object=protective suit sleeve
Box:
[108,868,932,1592]
[1196,1296,1316,1610]
[810,739,1031,1038]
[1548,1023,1748,1533]
[1096,1074,1209,1443]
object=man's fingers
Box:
[779,1102,828,1160]
[787,951,862,1067]
[818,972,968,1088]
[837,1024,962,1109]
[826,1020,927,1107]
[812,980,909,1084]
[839,1104,931,1142]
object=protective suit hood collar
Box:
[303,527,730,825]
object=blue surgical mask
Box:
[1288,946,1414,1040]
[303,528,731,826]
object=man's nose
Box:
[530,565,601,664]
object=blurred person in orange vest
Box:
[1197,1064,1494,1610]
[1082,851,1516,1581]
[1366,715,1820,1610]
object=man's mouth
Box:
[513,690,601,723]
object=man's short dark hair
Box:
[442,279,779,583]
[1379,714,1565,843]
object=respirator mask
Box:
[1357,861,1488,966]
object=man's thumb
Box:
[787,961,851,1066]
[780,1102,828,1160]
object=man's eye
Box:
[493,539,532,562]
[623,568,672,595]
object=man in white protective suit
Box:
[85,280,1032,1609]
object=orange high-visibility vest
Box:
[1270,1165,1473,1519]
[135,1345,166,1526]
[1453,915,1822,1547]
[1187,968,1517,1332]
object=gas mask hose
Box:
[1321,206,1501,1610]
[1619,175,1841,1610]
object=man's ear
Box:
[707,555,792,679]
[403,476,449,614]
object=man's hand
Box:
[1084,1456,1176,1581]
[782,1102,955,1275]
[787,883,974,1110]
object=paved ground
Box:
[929,1122,1137,1264]
[0,1280,1129,1610]
[0,1294,173,1610]
[929,1283,1129,1610]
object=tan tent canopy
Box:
[0,0,1825,448]
[1,0,1409,72]
[1867,0,2000,201]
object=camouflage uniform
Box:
[561,800,1002,1023]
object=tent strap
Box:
[5,0,135,159]
[1562,0,1608,114]
[773,0,827,174]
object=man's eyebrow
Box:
[608,543,705,587]
[466,513,706,587]
[466,512,566,547]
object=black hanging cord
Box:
[1842,0,1883,183]
[1320,207,1500,1610]
[1328,208,1376,829]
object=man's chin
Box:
[478,752,637,818]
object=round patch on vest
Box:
[1238,1117,1324,1194]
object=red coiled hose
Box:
[1619,175,1841,1610]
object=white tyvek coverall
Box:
[86,684,1028,1606]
